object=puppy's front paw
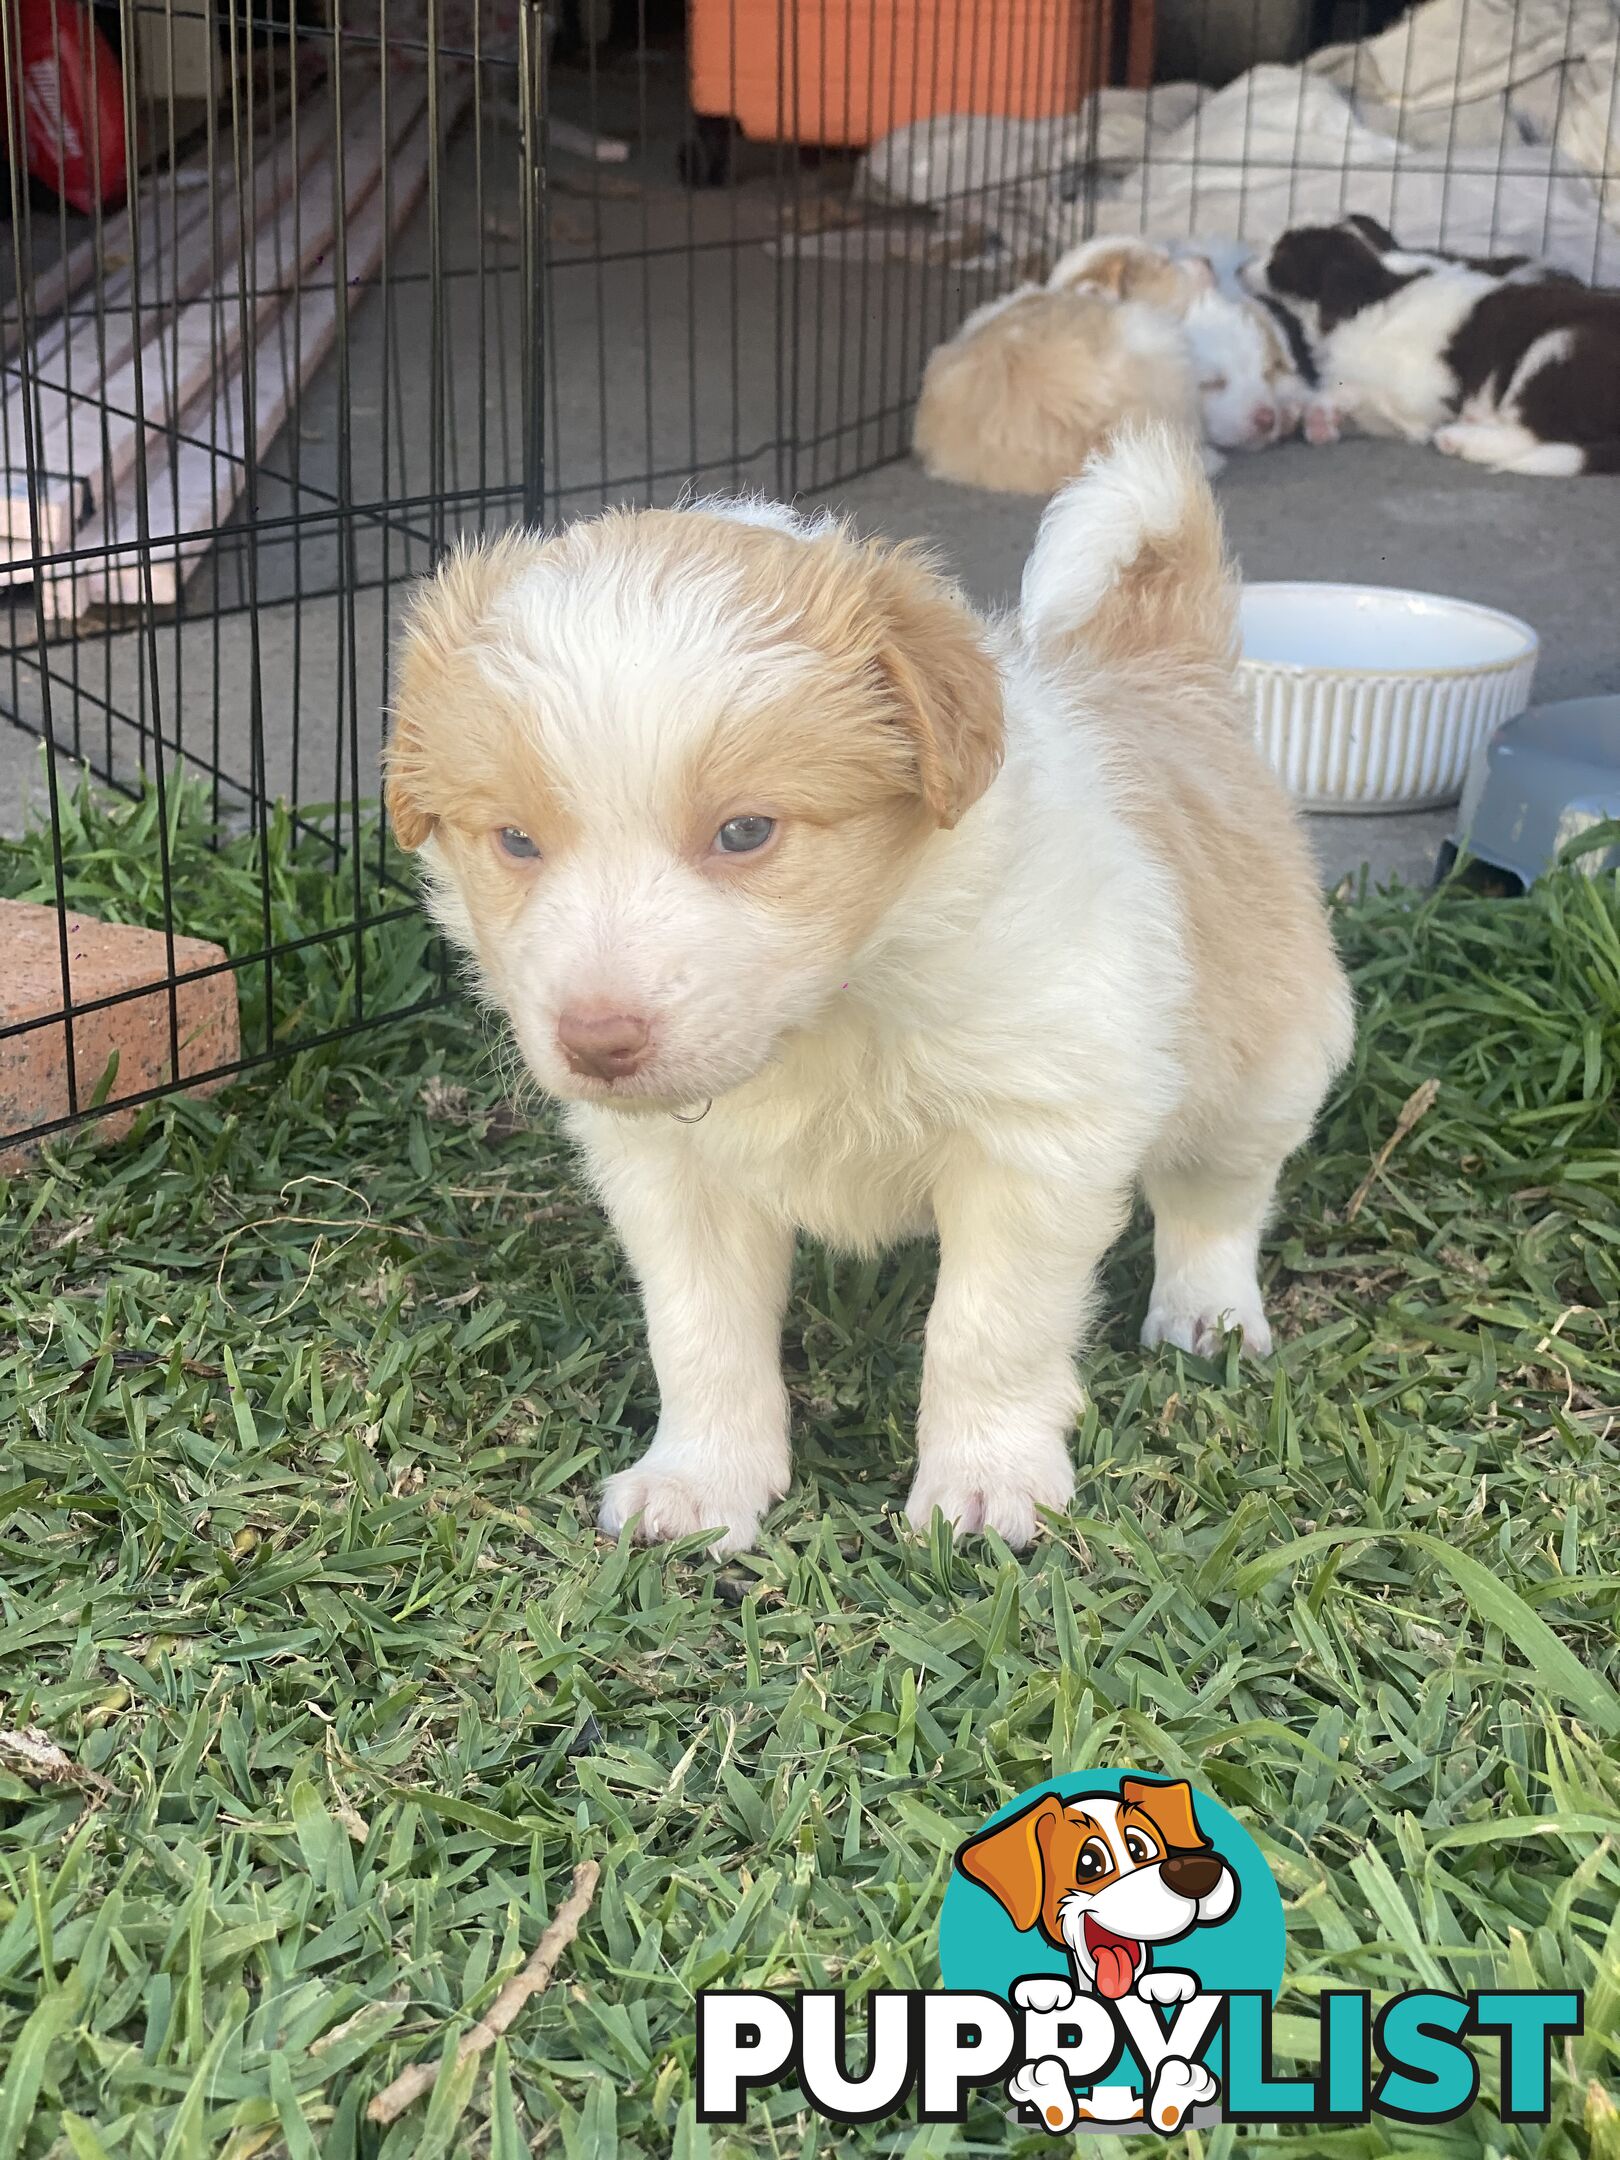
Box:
[905,1440,1074,1549]
[1148,2056,1218,2132]
[1141,1295,1273,1360]
[1136,1968,1198,2006]
[1012,1975,1076,2014]
[598,1452,783,1557]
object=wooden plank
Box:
[91,103,442,612]
[5,51,330,359]
[4,163,218,419]
[58,81,463,617]
[0,92,342,571]
[83,270,343,615]
[0,470,85,555]
[3,229,102,357]
[0,174,207,560]
[13,90,430,614]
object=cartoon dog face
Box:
[956,1780,1238,2000]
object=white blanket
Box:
[857,0,1620,284]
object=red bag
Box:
[12,0,127,212]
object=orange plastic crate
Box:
[690,0,1112,148]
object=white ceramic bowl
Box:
[1237,583,1539,812]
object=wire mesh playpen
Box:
[2,0,1616,1154]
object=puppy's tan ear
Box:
[1086,247,1135,297]
[956,1793,1063,1931]
[384,749,435,852]
[1121,1778,1211,1852]
[384,633,439,851]
[869,547,1003,827]
[384,536,531,851]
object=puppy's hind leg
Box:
[1432,417,1585,473]
[1143,979,1350,1362]
[1140,1160,1280,1359]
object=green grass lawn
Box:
[2,793,1618,2159]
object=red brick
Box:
[0,899,240,1172]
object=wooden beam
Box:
[1,88,344,574]
[56,79,463,618]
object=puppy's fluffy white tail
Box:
[1019,423,1237,683]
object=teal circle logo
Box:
[939,1773,1284,2126]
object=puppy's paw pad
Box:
[598,1466,765,1557]
[1433,424,1466,456]
[1136,1969,1199,2006]
[1149,2056,1218,2132]
[1141,1301,1273,1360]
[1013,1975,1077,2014]
[1008,2057,1078,2133]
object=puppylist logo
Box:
[698,1772,1582,2134]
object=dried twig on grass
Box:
[1344,1078,1440,1224]
[366,1860,600,2126]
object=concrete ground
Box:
[4,61,1618,896]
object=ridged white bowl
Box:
[1238,583,1540,812]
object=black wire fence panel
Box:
[1,0,1614,1149]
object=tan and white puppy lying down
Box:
[386,428,1353,1556]
[912,282,1203,494]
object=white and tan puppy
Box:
[1049,236,1309,453]
[386,429,1353,1555]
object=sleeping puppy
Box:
[1243,214,1619,473]
[912,282,1204,494]
[386,429,1353,1555]
[1049,236,1308,453]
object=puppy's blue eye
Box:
[497,827,539,860]
[716,815,775,854]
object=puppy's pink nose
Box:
[556,1007,651,1081]
[1252,403,1277,436]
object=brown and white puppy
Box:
[957,1778,1238,2001]
[1244,214,1619,473]
[386,429,1353,1555]
[912,282,1204,494]
[964,1776,1234,2132]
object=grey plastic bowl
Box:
[1442,695,1620,889]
